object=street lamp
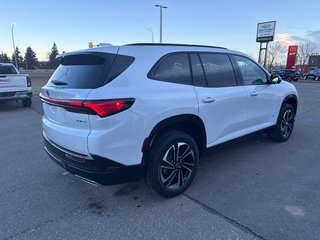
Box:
[154,4,167,43]
[11,23,18,69]
[147,28,154,43]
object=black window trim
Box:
[148,51,242,88]
[230,54,271,86]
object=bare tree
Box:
[297,41,318,73]
[267,42,286,72]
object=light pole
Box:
[155,4,167,43]
[11,23,18,69]
[147,28,154,43]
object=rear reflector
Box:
[39,94,134,117]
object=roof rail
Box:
[125,43,227,50]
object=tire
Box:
[269,104,295,142]
[147,131,199,198]
[304,76,307,80]
[287,76,292,81]
[22,98,32,107]
[315,76,319,81]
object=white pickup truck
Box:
[0,63,32,107]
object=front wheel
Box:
[147,131,199,198]
[315,76,319,81]
[269,104,295,142]
[287,76,292,81]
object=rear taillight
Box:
[39,94,134,117]
[27,76,31,87]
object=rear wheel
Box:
[269,104,295,142]
[147,131,199,198]
[315,76,319,81]
[287,76,292,81]
[22,98,32,107]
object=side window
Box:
[149,53,192,85]
[199,53,237,87]
[190,54,206,87]
[234,56,268,85]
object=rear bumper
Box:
[44,136,146,185]
[0,90,32,101]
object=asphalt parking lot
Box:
[1,80,320,240]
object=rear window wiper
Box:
[51,80,68,85]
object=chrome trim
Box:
[74,175,99,186]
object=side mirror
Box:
[270,75,282,84]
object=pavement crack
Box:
[183,194,267,240]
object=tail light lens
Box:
[27,76,32,87]
[39,94,134,117]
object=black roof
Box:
[125,43,227,50]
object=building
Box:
[308,55,320,70]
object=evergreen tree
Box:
[11,47,24,69]
[49,42,59,69]
[24,46,38,69]
[0,52,11,63]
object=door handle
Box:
[202,97,216,103]
[251,91,259,96]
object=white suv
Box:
[40,43,298,197]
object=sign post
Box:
[256,21,276,68]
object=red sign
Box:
[286,45,298,69]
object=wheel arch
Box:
[282,94,298,114]
[142,114,207,163]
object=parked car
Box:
[0,63,32,107]
[279,69,299,81]
[304,69,320,81]
[40,43,298,197]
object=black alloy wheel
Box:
[269,104,295,142]
[147,131,199,197]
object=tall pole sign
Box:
[256,21,276,68]
[286,45,298,70]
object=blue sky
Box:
[1,0,319,61]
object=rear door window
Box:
[148,53,192,85]
[199,53,237,87]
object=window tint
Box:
[190,54,206,87]
[150,53,192,85]
[234,56,268,85]
[0,66,17,74]
[199,54,237,87]
[47,53,134,89]
[105,55,135,84]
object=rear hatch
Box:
[0,65,29,91]
[41,47,120,155]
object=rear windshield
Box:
[0,66,17,74]
[47,52,134,89]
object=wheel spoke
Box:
[161,165,175,171]
[180,148,194,163]
[162,146,175,167]
[163,169,178,187]
[181,163,193,173]
[177,170,181,187]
